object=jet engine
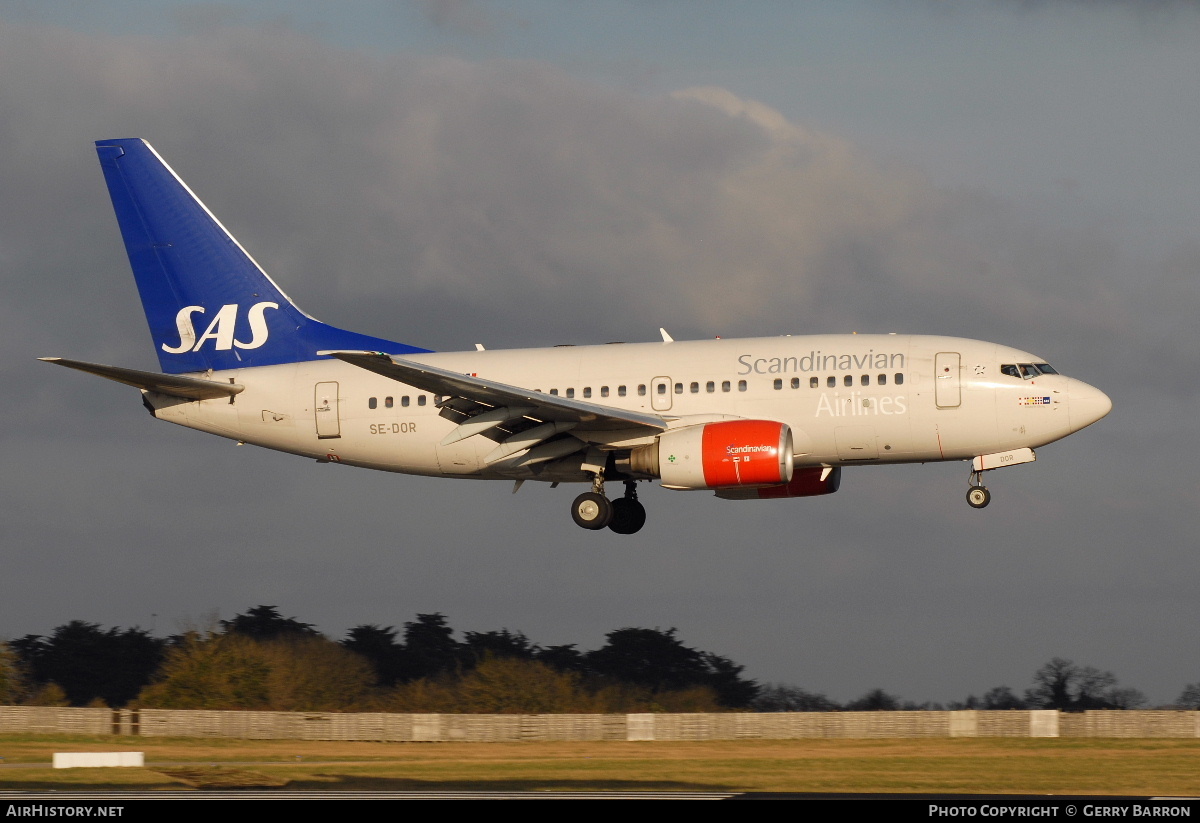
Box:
[629,420,794,490]
[714,465,842,500]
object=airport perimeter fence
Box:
[2,706,1199,742]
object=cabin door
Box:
[934,352,961,409]
[314,382,341,439]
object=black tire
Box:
[608,498,647,535]
[571,491,613,530]
[966,485,991,509]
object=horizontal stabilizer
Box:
[39,357,243,400]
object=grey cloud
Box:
[409,0,504,37]
[1,17,1166,366]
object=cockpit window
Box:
[1003,362,1058,379]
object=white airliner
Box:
[43,139,1112,534]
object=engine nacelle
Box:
[714,465,841,500]
[631,420,794,490]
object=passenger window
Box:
[638,385,647,396]
[810,377,818,388]
[706,381,715,393]
[722,381,731,392]
[773,378,782,390]
[385,396,393,408]
[843,375,853,387]
[738,380,747,392]
[674,383,683,394]
[550,389,559,396]
[418,395,427,406]
[600,386,609,398]
[895,373,904,385]
[827,376,836,388]
[583,387,591,398]
[619,385,627,397]
[368,397,377,409]
[566,388,575,398]
[690,382,699,394]
[861,374,870,386]
[791,378,799,389]
[878,374,887,385]
[656,384,666,395]
[402,396,410,407]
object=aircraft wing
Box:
[321,350,668,437]
[40,357,244,400]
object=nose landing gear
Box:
[966,484,991,508]
[963,448,1037,509]
[966,469,991,509]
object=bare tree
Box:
[1177,683,1200,710]
[1025,658,1143,710]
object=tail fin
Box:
[95,139,430,374]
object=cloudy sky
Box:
[3,0,1197,706]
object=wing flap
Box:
[321,350,667,435]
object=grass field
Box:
[2,735,1199,794]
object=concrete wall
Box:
[0,706,113,736]
[1,706,1196,742]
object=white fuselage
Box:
[144,333,1109,487]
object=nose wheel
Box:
[965,470,991,509]
[966,485,991,508]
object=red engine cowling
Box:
[714,466,841,500]
[641,420,794,490]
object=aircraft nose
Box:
[1068,379,1112,432]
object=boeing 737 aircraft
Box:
[42,139,1112,534]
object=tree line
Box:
[2,609,1194,713]
[0,607,756,712]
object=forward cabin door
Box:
[934,352,961,409]
[314,381,341,439]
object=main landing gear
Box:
[966,469,991,509]
[571,491,612,530]
[609,481,647,535]
[571,478,646,534]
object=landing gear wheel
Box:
[572,492,613,530]
[608,497,647,535]
[966,485,991,509]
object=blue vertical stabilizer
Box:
[95,139,430,374]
